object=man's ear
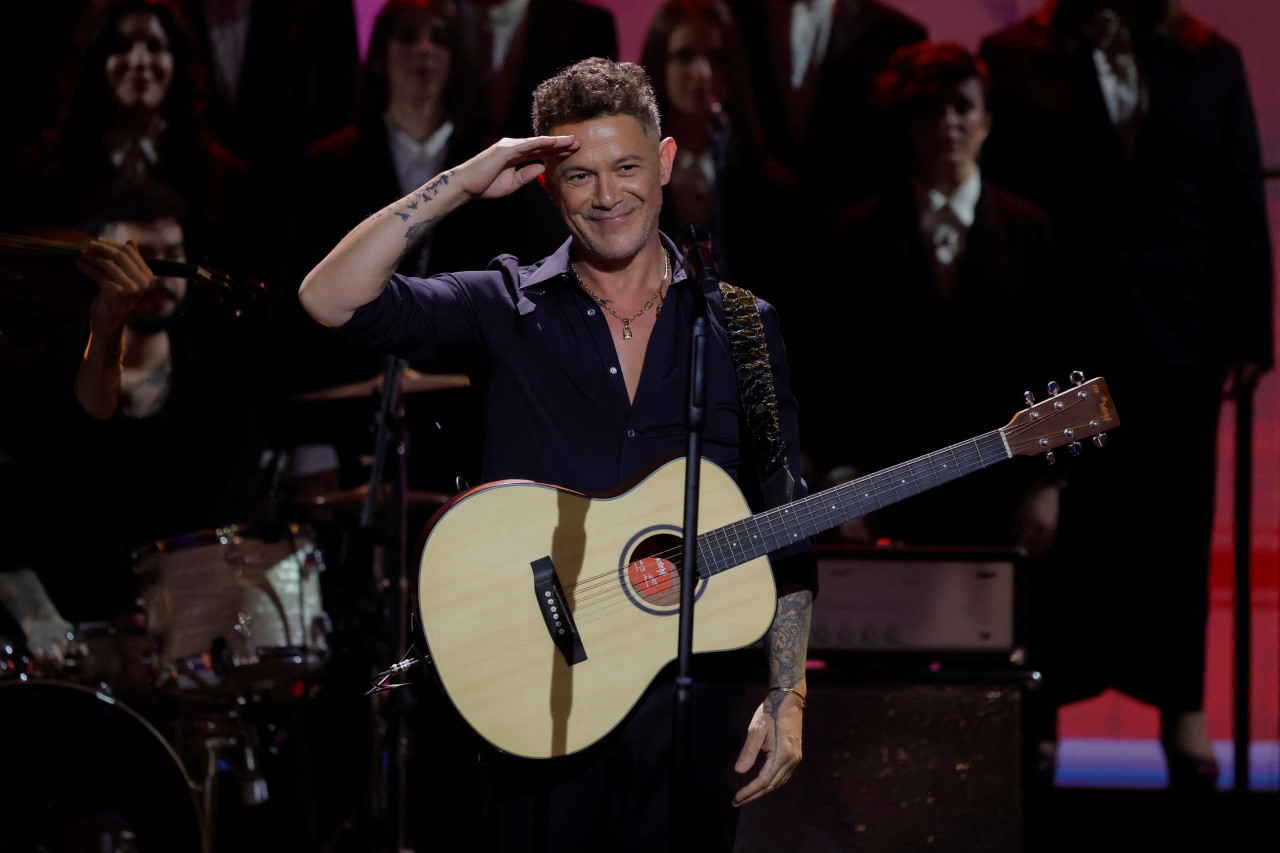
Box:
[659,136,677,187]
[539,171,557,202]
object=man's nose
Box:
[594,173,619,208]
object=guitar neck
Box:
[696,429,1010,575]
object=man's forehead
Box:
[545,114,659,165]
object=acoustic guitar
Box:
[417,375,1119,758]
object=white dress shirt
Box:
[477,0,531,73]
[918,168,981,272]
[789,0,836,90]
[386,119,455,197]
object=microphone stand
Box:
[669,226,719,851]
[362,353,411,852]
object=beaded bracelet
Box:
[769,686,807,709]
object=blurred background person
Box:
[282,0,558,502]
[640,0,777,284]
[174,0,360,286]
[456,0,618,142]
[805,41,1073,555]
[727,0,927,331]
[980,0,1274,794]
[2,0,251,276]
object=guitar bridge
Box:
[530,556,587,665]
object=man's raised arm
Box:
[298,135,579,328]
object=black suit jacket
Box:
[470,0,619,141]
[979,11,1273,375]
[731,0,926,204]
[177,0,359,173]
[802,182,1073,544]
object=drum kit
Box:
[0,361,466,853]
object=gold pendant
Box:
[622,321,633,340]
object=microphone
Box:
[678,223,720,290]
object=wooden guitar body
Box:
[417,457,778,759]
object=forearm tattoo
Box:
[373,170,454,250]
[767,589,813,693]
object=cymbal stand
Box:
[362,353,411,851]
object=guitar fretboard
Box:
[695,429,1010,577]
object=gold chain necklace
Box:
[572,250,670,340]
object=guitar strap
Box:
[717,281,795,508]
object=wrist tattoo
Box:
[767,589,813,688]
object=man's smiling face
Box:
[545,113,675,264]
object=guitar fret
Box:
[696,429,1016,577]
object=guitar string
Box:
[568,442,1005,627]
[560,405,1089,626]
[563,431,1016,625]
[420,401,1088,630]
[564,431,1013,619]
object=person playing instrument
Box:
[0,188,155,670]
[2,174,273,644]
[299,57,816,851]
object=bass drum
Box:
[0,680,203,853]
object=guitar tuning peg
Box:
[1044,450,1056,466]
[1047,380,1061,395]
[1092,433,1108,448]
[1024,390,1035,405]
[1069,442,1082,456]
[1070,370,1085,385]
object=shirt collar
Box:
[921,167,982,227]
[486,0,530,26]
[385,118,454,161]
[519,233,689,292]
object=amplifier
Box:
[809,544,1025,658]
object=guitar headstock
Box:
[1002,374,1119,461]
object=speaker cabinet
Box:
[734,677,1028,853]
[735,545,1033,852]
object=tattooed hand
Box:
[732,587,812,806]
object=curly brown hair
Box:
[531,57,661,138]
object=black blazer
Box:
[730,0,926,205]
[979,11,1273,374]
[800,181,1074,547]
[480,0,619,141]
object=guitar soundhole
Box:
[625,534,683,607]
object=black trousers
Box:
[479,674,747,853]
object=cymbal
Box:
[294,482,453,509]
[291,369,469,402]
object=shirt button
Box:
[626,429,636,438]
[587,308,596,316]
[609,366,618,375]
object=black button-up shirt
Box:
[339,235,815,584]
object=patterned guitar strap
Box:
[718,281,795,508]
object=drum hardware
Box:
[191,711,272,852]
[293,481,452,510]
[360,354,416,852]
[0,636,27,679]
[289,367,469,402]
